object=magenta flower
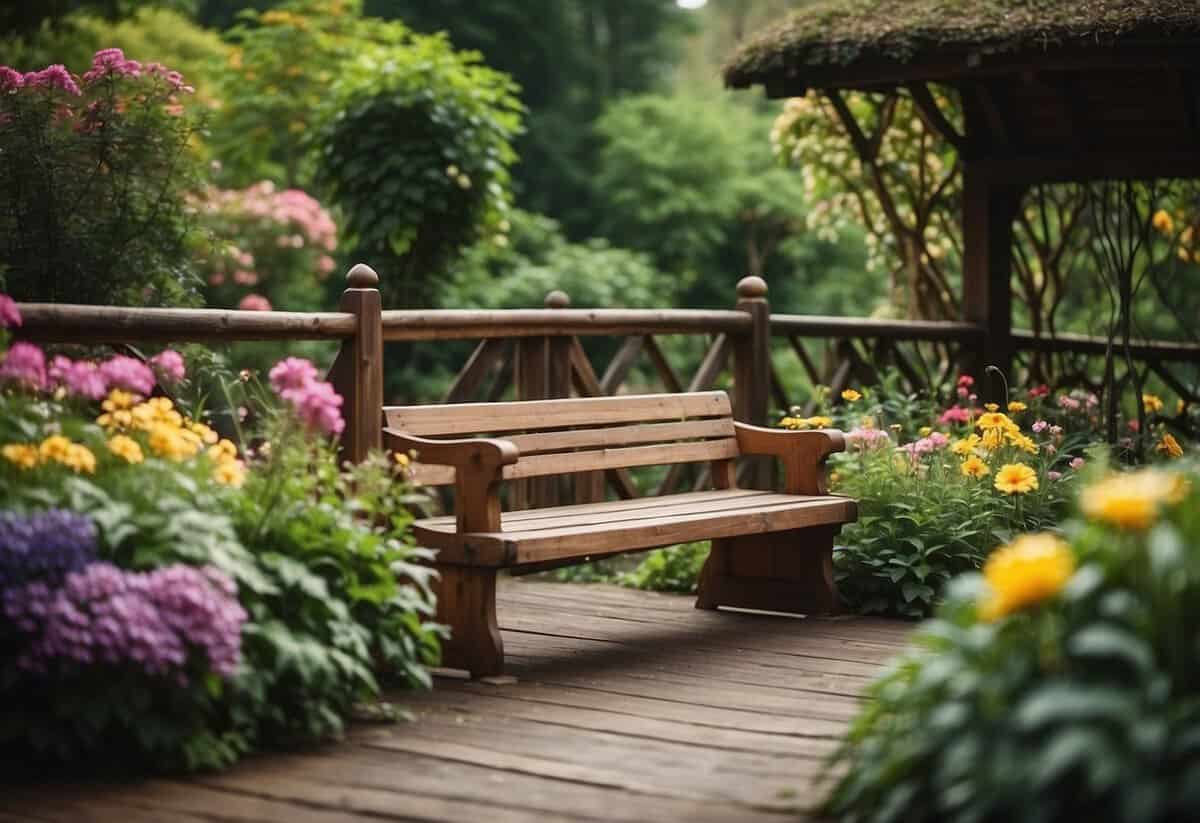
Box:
[22,65,81,96]
[938,406,971,425]
[238,294,272,311]
[48,355,108,400]
[0,342,47,390]
[0,294,20,328]
[0,67,23,91]
[149,349,186,385]
[282,380,345,436]
[268,357,319,393]
[99,355,155,396]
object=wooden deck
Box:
[2,580,911,823]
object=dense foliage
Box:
[0,51,203,305]
[0,301,440,771]
[824,460,1200,822]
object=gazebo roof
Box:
[724,0,1200,93]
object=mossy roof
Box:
[724,0,1200,90]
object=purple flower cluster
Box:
[0,510,96,587]
[4,563,246,680]
[98,355,155,395]
[0,342,47,390]
[17,64,81,96]
[149,349,186,385]
[82,48,143,85]
[49,355,107,400]
[269,357,344,436]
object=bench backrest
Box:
[385,391,737,487]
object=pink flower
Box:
[1057,395,1080,411]
[282,380,344,436]
[0,294,21,328]
[927,432,950,448]
[1029,385,1050,398]
[846,427,890,450]
[238,294,272,311]
[268,357,318,393]
[968,393,978,403]
[149,350,186,385]
[0,342,47,390]
[0,67,23,91]
[1085,393,1099,408]
[956,386,969,399]
[48,356,107,400]
[23,65,80,96]
[957,375,974,388]
[1069,457,1085,470]
[1049,425,1063,436]
[939,405,971,425]
[233,270,258,286]
[1128,419,1140,433]
[82,48,141,85]
[99,355,155,395]
[317,255,336,277]
[1047,471,1062,481]
[1032,420,1048,433]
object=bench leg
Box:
[434,565,505,678]
[695,526,841,615]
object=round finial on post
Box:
[736,276,768,300]
[346,263,380,289]
[544,290,571,309]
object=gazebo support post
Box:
[961,164,1023,398]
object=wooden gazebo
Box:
[724,0,1200,376]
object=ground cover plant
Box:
[0,296,440,772]
[823,459,1200,822]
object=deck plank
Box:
[2,579,912,823]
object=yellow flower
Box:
[2,444,39,470]
[952,434,981,456]
[1152,209,1174,234]
[978,533,1075,621]
[208,439,239,463]
[189,421,219,446]
[1080,469,1186,530]
[97,409,133,431]
[841,389,862,402]
[779,416,808,430]
[38,436,73,462]
[994,463,1038,495]
[62,444,96,474]
[1007,401,1027,413]
[213,459,247,488]
[1006,431,1039,455]
[107,435,144,465]
[1155,433,1184,458]
[148,424,195,461]
[1142,393,1164,413]
[918,426,933,437]
[977,412,1018,432]
[859,415,876,429]
[984,403,999,412]
[807,416,833,428]
[393,452,411,468]
[981,428,1006,451]
[960,456,990,478]
[102,389,137,412]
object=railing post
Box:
[733,276,771,489]
[329,263,383,464]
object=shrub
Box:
[0,50,203,305]
[823,461,1200,823]
[0,303,440,771]
[191,181,339,312]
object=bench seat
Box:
[384,390,857,677]
[414,489,857,567]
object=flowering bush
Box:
[192,182,339,312]
[0,296,439,770]
[0,50,203,305]
[823,461,1200,822]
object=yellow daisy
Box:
[960,456,990,478]
[978,533,1075,621]
[994,463,1038,495]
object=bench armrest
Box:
[733,423,846,495]
[384,428,519,533]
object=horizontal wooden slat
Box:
[505,418,735,456]
[410,438,740,487]
[415,494,857,566]
[385,392,732,437]
[379,309,751,341]
[16,304,356,343]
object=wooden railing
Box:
[14,263,1200,501]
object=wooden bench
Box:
[383,391,857,677]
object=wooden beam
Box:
[907,83,965,151]
[974,150,1200,184]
